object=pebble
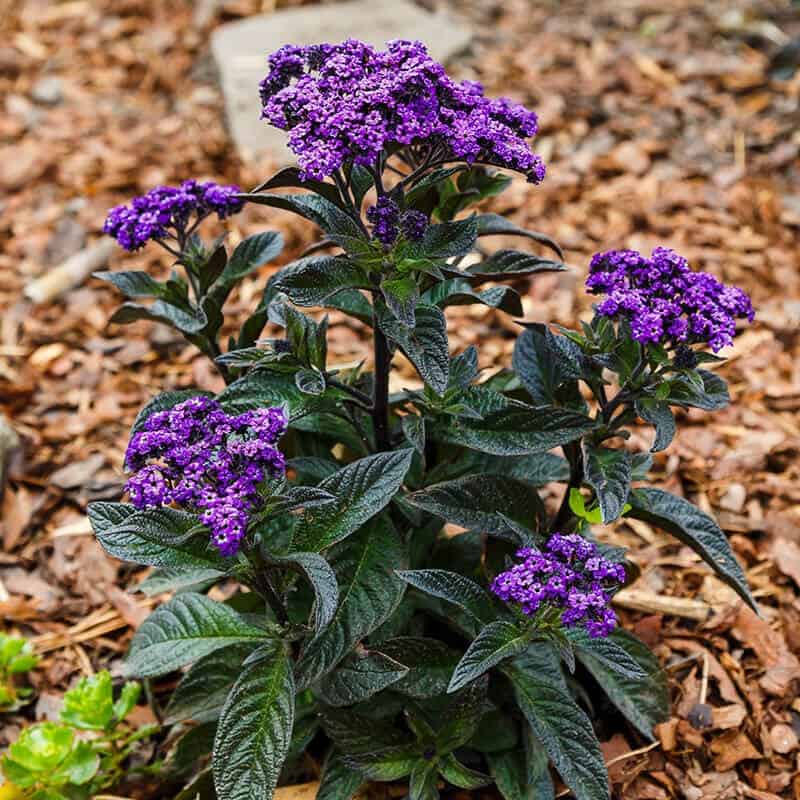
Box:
[31,76,64,106]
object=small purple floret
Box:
[104,180,244,251]
[124,396,287,556]
[399,210,428,242]
[366,196,401,247]
[259,39,545,183]
[586,247,754,352]
[490,533,625,638]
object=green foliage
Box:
[91,158,753,800]
[0,635,39,712]
[0,671,155,799]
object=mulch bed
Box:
[1,1,800,797]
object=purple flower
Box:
[399,210,428,241]
[366,196,400,247]
[586,247,754,352]
[104,180,243,252]
[490,534,625,638]
[124,397,287,556]
[259,39,545,183]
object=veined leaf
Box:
[628,488,756,610]
[378,304,449,395]
[94,270,169,299]
[381,275,419,328]
[408,215,477,260]
[165,642,259,724]
[89,503,227,572]
[667,369,729,411]
[635,398,676,452]
[423,278,523,317]
[396,570,496,627]
[317,651,409,707]
[475,213,564,259]
[109,299,208,334]
[448,621,529,693]
[576,629,668,740]
[317,752,365,800]
[583,444,632,524]
[251,166,343,207]
[295,519,407,688]
[213,642,295,800]
[269,551,338,636]
[439,754,491,790]
[377,637,461,699]
[125,593,269,678]
[406,475,545,540]
[292,449,413,552]
[218,370,335,420]
[437,401,595,456]
[210,231,283,303]
[504,647,609,800]
[136,566,224,596]
[239,192,364,245]
[466,250,565,280]
[273,255,369,307]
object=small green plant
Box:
[0,635,39,712]
[0,671,156,800]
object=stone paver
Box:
[211,0,472,160]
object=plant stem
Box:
[372,305,392,453]
[551,441,583,532]
[326,377,373,409]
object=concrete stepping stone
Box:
[211,0,472,161]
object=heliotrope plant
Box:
[89,39,756,800]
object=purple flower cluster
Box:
[259,39,545,183]
[491,533,625,638]
[125,396,287,556]
[104,180,244,251]
[586,247,754,352]
[366,197,428,247]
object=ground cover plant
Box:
[86,39,755,800]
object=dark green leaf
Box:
[273,256,369,307]
[466,250,565,280]
[218,370,332,420]
[377,637,461,699]
[406,475,544,541]
[439,754,491,790]
[488,738,555,800]
[635,399,676,453]
[213,642,295,800]
[576,629,669,739]
[475,213,564,259]
[317,651,409,706]
[423,278,523,317]
[295,519,407,687]
[240,192,364,246]
[396,570,496,627]
[504,647,609,800]
[402,414,426,455]
[317,752,364,800]
[409,760,439,800]
[628,488,756,609]
[165,642,259,724]
[378,304,449,394]
[408,215,477,260]
[425,451,569,486]
[448,621,529,693]
[565,629,648,680]
[438,400,595,456]
[292,450,413,552]
[381,275,419,328]
[125,593,269,677]
[667,369,729,411]
[583,444,632,524]
[211,232,283,300]
[269,551,338,635]
[252,167,343,207]
[89,503,227,572]
[342,744,419,781]
[94,270,168,299]
[295,367,326,395]
[109,299,208,334]
[136,566,224,596]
